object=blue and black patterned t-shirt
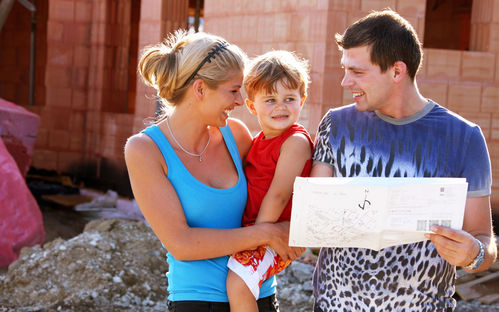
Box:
[312,100,491,312]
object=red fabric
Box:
[242,124,313,226]
[0,136,45,267]
[0,98,40,177]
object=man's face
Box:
[340,45,394,113]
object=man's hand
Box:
[424,225,480,267]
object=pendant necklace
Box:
[165,117,211,162]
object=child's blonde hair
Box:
[244,50,310,100]
[138,30,247,117]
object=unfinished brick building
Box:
[1,0,498,212]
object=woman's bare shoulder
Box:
[124,132,159,161]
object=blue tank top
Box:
[142,124,276,302]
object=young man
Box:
[311,9,497,312]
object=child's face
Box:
[246,81,305,139]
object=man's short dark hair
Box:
[335,9,423,80]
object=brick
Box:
[31,149,58,170]
[447,84,482,112]
[0,47,17,66]
[426,49,461,80]
[72,67,89,90]
[326,11,348,43]
[69,111,85,132]
[0,83,17,100]
[329,0,361,11]
[35,128,48,148]
[461,51,495,81]
[15,85,29,107]
[49,129,70,149]
[311,42,326,73]
[69,134,84,152]
[308,72,323,104]
[360,0,396,12]
[491,113,499,140]
[322,69,344,106]
[278,0,297,12]
[309,11,328,42]
[101,135,116,158]
[325,42,342,71]
[482,86,499,112]
[48,0,74,21]
[74,45,90,68]
[492,0,499,23]
[40,107,71,131]
[470,23,490,52]
[47,44,73,67]
[116,1,131,26]
[471,0,492,23]
[137,21,162,48]
[417,48,428,78]
[418,81,448,107]
[45,66,72,88]
[72,89,88,110]
[63,23,91,45]
[396,0,426,17]
[488,23,499,53]
[45,87,72,108]
[456,111,492,140]
[57,151,83,173]
[273,13,291,42]
[403,16,421,38]
[140,0,163,21]
[290,12,311,42]
[295,42,314,67]
[74,1,92,23]
[491,115,499,141]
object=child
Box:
[226,50,313,312]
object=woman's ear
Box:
[192,78,205,99]
[245,98,257,115]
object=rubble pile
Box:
[0,219,168,311]
[0,218,497,312]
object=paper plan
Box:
[289,177,468,250]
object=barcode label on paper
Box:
[416,219,452,231]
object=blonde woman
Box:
[124,31,302,312]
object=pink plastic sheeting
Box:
[0,136,45,267]
[0,98,40,177]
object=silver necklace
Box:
[165,118,211,162]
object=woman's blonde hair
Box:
[138,30,247,118]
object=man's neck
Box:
[378,81,428,119]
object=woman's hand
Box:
[257,221,305,261]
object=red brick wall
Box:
[0,0,188,195]
[0,0,47,107]
[205,0,499,209]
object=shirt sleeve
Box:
[462,126,492,197]
[312,111,335,167]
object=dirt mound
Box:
[0,219,168,311]
[1,217,497,312]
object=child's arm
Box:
[254,133,312,224]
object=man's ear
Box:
[192,78,205,99]
[392,61,407,82]
[245,98,257,115]
[300,95,307,107]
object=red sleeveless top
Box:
[242,124,313,226]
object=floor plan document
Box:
[289,177,468,250]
